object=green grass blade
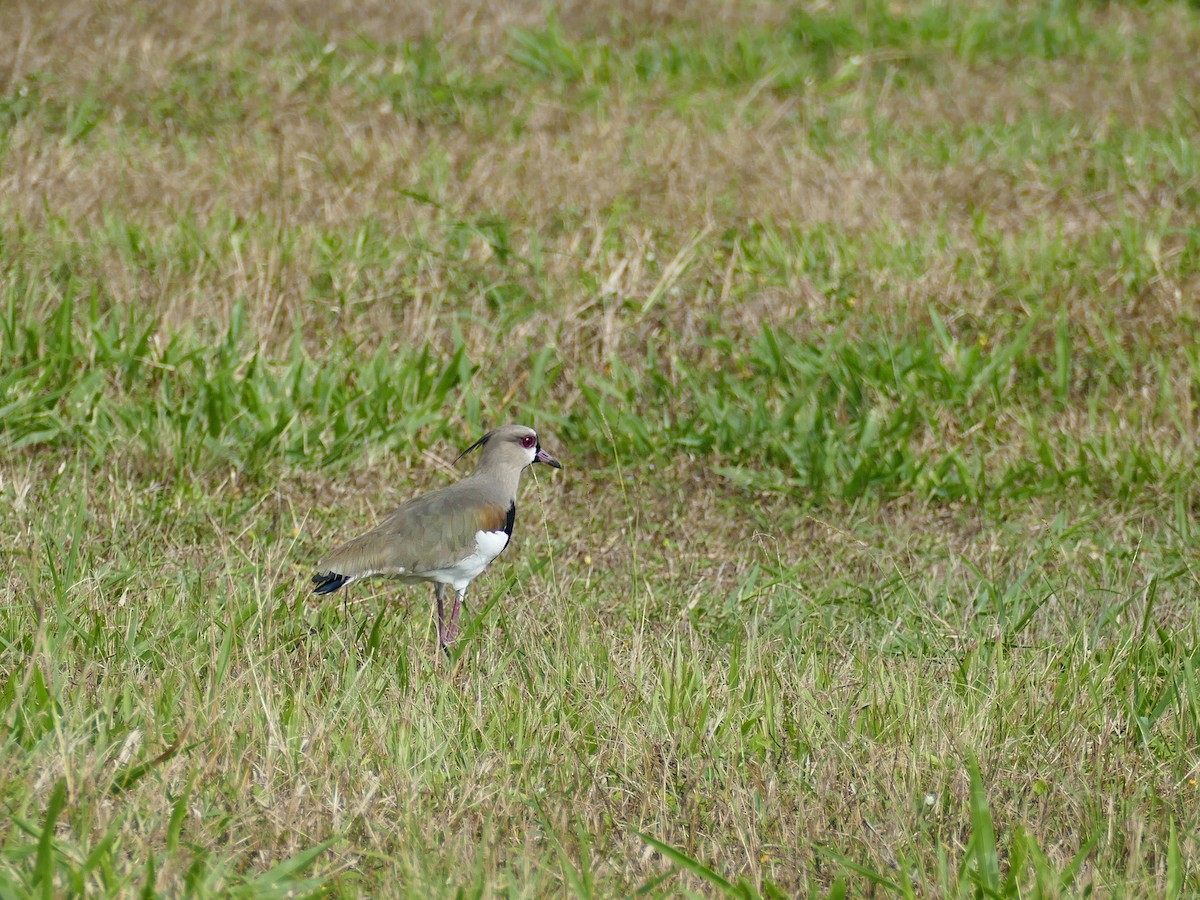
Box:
[32,779,68,900]
[966,758,1000,895]
[1165,821,1182,900]
[637,832,737,895]
[242,837,338,897]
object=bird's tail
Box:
[311,571,351,594]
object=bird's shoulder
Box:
[372,476,511,541]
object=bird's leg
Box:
[435,583,448,651]
[445,588,465,645]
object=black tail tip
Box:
[311,572,349,595]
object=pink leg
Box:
[444,588,465,644]
[435,583,448,650]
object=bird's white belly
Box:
[427,529,510,590]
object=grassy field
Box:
[2,0,1199,895]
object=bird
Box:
[311,424,562,652]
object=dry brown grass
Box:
[4,0,1197,361]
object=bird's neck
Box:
[469,463,525,499]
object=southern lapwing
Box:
[311,424,562,651]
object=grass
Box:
[2,0,1200,895]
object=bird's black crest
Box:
[454,431,492,464]
[312,571,349,594]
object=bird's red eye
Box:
[521,435,536,449]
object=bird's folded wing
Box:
[316,485,511,579]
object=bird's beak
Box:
[535,447,562,469]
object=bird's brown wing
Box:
[314,481,512,583]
